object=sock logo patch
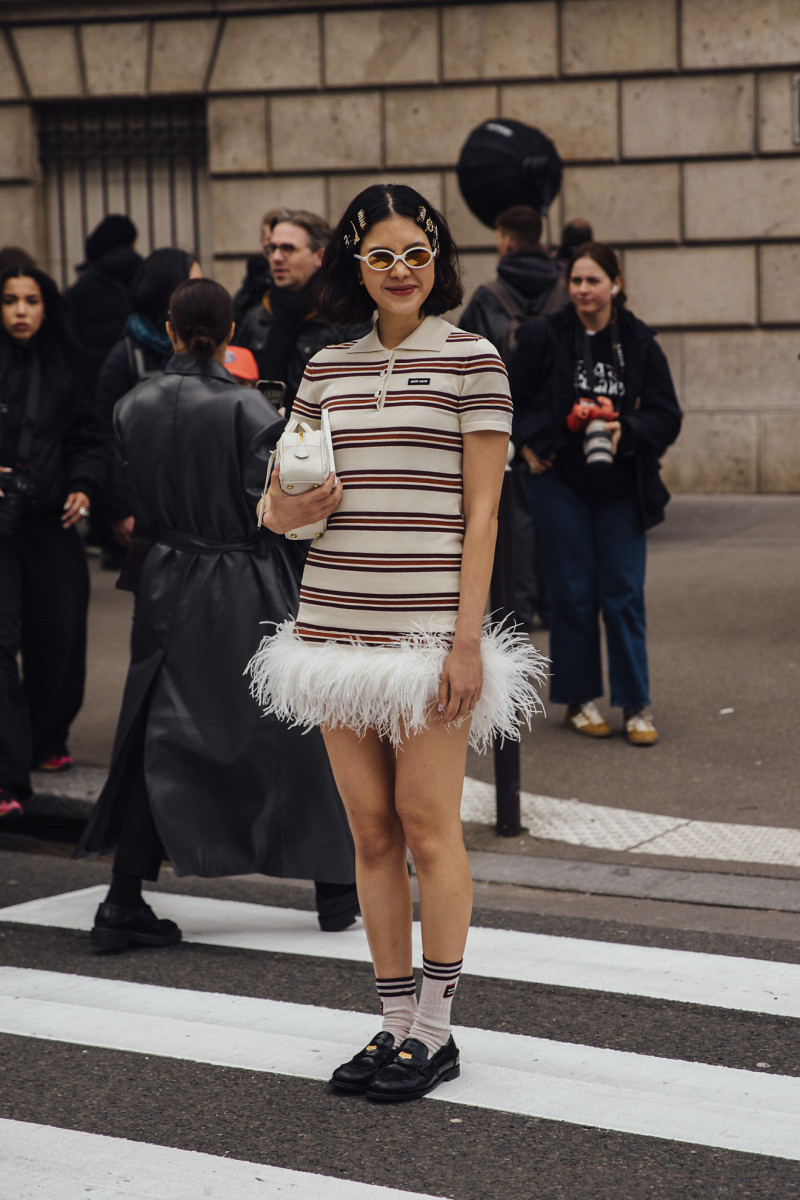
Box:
[443,982,457,998]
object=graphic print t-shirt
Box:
[556,327,635,499]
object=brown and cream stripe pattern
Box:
[290,315,513,646]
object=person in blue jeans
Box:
[508,242,681,745]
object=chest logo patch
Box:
[408,377,430,386]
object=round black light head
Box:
[457,119,563,228]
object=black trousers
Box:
[113,771,166,882]
[0,513,89,792]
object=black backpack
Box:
[483,275,568,364]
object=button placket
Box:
[375,351,397,410]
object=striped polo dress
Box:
[247,315,546,751]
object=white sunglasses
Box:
[353,246,436,271]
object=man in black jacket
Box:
[459,206,563,361]
[236,209,367,414]
[459,206,563,631]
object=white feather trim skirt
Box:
[246,619,548,754]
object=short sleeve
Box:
[290,353,324,429]
[458,337,513,436]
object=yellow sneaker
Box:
[624,709,658,746]
[564,702,612,738]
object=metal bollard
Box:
[489,466,522,837]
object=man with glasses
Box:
[237,209,368,415]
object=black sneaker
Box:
[90,901,182,953]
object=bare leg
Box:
[394,717,473,966]
[321,725,412,978]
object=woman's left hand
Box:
[62,491,91,528]
[437,641,482,724]
[604,420,622,455]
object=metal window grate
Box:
[36,99,209,289]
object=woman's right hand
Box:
[521,445,552,475]
[258,463,343,534]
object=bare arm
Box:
[438,429,509,723]
[257,462,343,535]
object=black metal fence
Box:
[36,98,209,288]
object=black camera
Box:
[0,468,35,538]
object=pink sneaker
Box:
[0,790,24,817]
[38,753,73,772]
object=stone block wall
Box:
[1,0,800,491]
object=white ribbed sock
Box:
[375,974,417,1047]
[407,956,463,1056]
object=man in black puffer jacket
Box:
[64,215,142,382]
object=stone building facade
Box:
[1,0,799,492]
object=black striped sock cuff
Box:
[376,974,417,997]
[422,957,463,982]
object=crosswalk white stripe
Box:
[2,1119,441,1200]
[2,967,799,1162]
[2,886,799,1017]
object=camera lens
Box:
[583,418,615,469]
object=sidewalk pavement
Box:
[24,495,800,918]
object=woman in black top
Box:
[509,242,682,745]
[0,266,107,814]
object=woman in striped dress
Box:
[249,184,544,1102]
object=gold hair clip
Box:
[349,219,361,246]
[417,205,427,224]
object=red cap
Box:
[223,345,259,382]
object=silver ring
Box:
[78,507,90,517]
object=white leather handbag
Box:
[258,409,335,541]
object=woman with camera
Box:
[75,277,356,948]
[0,265,107,816]
[509,241,681,746]
[250,184,544,1102]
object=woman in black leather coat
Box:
[509,242,682,747]
[75,278,356,948]
[0,266,107,816]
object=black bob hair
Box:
[131,247,196,325]
[314,183,463,325]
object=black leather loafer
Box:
[366,1035,459,1103]
[330,1031,397,1093]
[90,901,182,953]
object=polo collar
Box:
[346,314,455,355]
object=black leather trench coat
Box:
[75,354,354,882]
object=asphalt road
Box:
[2,847,799,1199]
